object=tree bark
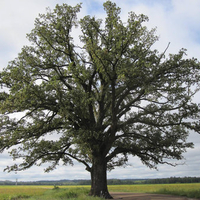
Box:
[89,156,113,199]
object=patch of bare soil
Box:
[111,192,200,200]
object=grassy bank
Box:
[0,183,200,199]
[26,187,103,200]
[0,186,102,200]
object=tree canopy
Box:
[0,1,200,198]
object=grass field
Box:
[0,185,50,200]
[0,183,200,200]
[108,183,200,198]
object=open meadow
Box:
[0,183,200,200]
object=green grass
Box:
[0,186,48,200]
[153,183,200,199]
[0,186,103,200]
[0,183,200,200]
[31,187,103,200]
[108,183,200,199]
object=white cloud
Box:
[0,1,44,67]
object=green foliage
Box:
[53,185,60,190]
[9,194,30,200]
[25,187,103,200]
[145,176,200,184]
[0,0,200,196]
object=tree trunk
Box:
[89,156,113,199]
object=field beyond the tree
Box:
[0,183,200,200]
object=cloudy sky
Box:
[0,0,200,182]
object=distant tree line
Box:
[144,177,200,184]
[0,179,144,185]
[0,177,200,185]
[0,180,90,186]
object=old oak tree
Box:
[0,1,200,198]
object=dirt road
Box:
[111,192,200,200]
